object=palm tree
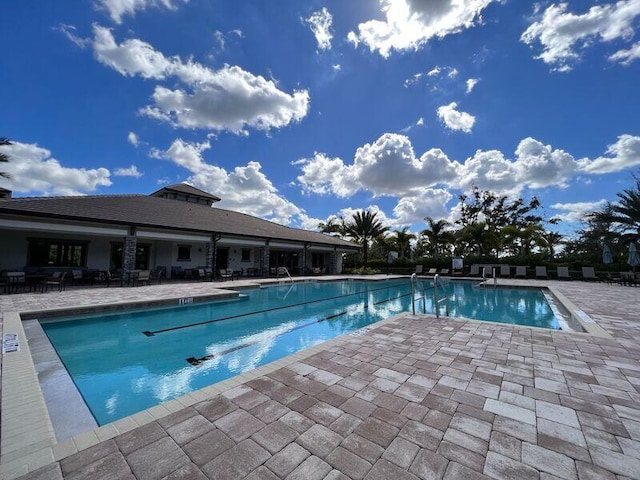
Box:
[538,231,564,259]
[318,216,345,237]
[610,176,640,234]
[0,137,12,179]
[457,222,499,256]
[421,217,455,260]
[343,210,389,266]
[389,227,415,259]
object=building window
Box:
[177,245,191,261]
[109,243,150,270]
[241,248,251,262]
[28,239,88,267]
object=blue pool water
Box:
[41,279,560,425]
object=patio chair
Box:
[415,265,423,275]
[469,264,480,277]
[535,266,548,280]
[439,268,450,275]
[581,266,599,281]
[42,271,66,292]
[557,266,572,280]
[515,266,527,278]
[134,270,151,286]
[71,269,84,286]
[499,265,511,278]
[219,269,232,281]
[426,268,437,275]
[5,272,26,293]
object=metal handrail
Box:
[410,273,426,315]
[278,266,293,283]
[433,274,450,318]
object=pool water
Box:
[40,279,560,425]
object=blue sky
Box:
[1,0,640,237]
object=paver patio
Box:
[1,277,639,479]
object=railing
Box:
[277,266,293,283]
[432,274,450,318]
[411,273,451,317]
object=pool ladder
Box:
[411,273,450,318]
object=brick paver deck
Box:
[2,277,640,479]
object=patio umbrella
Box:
[602,244,613,264]
[628,243,640,272]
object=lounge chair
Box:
[499,265,511,278]
[426,268,437,275]
[439,268,449,275]
[535,266,548,280]
[469,264,480,277]
[581,266,599,281]
[515,266,527,278]
[42,271,66,292]
[557,266,572,281]
[415,265,423,275]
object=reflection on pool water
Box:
[40,279,561,425]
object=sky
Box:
[1,0,640,239]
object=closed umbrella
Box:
[628,243,640,272]
[602,244,613,264]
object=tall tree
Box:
[609,175,640,235]
[538,230,564,259]
[0,137,12,179]
[389,227,415,259]
[343,210,389,266]
[318,216,345,237]
[421,217,455,260]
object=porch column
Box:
[302,243,309,275]
[330,248,338,274]
[123,227,137,272]
[211,234,221,276]
[260,240,270,275]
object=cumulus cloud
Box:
[150,138,305,225]
[295,132,640,227]
[579,134,640,173]
[296,133,460,199]
[114,165,143,177]
[521,1,640,71]
[92,26,310,133]
[348,0,498,57]
[466,78,479,93]
[0,141,111,195]
[305,8,333,50]
[551,200,608,223]
[436,102,476,133]
[95,0,188,24]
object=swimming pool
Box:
[40,279,562,425]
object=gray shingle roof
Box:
[0,194,357,249]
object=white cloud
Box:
[150,138,305,225]
[305,8,333,50]
[128,132,140,147]
[521,1,640,71]
[579,134,640,173]
[95,0,188,24]
[295,132,640,230]
[609,41,640,66]
[400,117,425,133]
[427,66,441,77]
[114,165,143,177]
[466,78,479,93]
[297,133,460,199]
[0,141,111,195]
[348,0,499,57]
[551,200,608,223]
[92,26,310,133]
[436,102,476,133]
[93,25,172,79]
